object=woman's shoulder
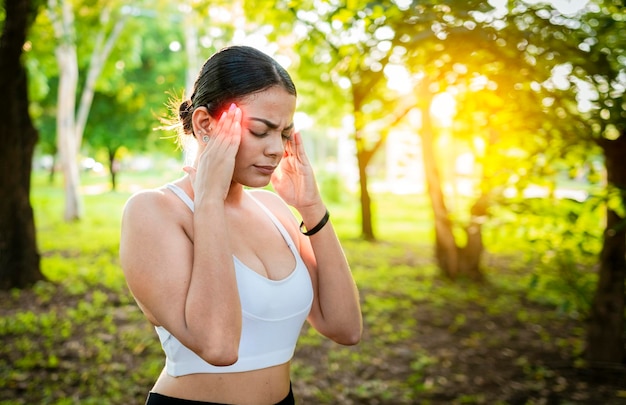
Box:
[122,183,187,224]
[124,185,170,211]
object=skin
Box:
[119,86,362,404]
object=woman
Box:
[119,45,362,405]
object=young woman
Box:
[119,46,362,405]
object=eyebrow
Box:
[249,117,294,131]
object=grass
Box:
[0,168,621,404]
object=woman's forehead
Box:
[239,87,296,126]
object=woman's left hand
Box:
[271,131,322,210]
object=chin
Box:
[240,178,271,189]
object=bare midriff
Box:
[151,362,291,405]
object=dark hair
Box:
[177,46,297,136]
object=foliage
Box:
[242,0,354,130]
[25,0,256,191]
[26,1,186,173]
[487,195,603,317]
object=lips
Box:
[254,165,276,175]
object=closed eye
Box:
[249,128,293,141]
[248,117,294,140]
[282,130,294,141]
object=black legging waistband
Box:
[145,383,295,405]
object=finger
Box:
[291,131,310,164]
[183,166,197,185]
[213,110,229,141]
[183,166,197,175]
[226,106,242,145]
[283,132,297,157]
[292,131,303,157]
[212,104,240,145]
[293,130,303,145]
[231,119,242,147]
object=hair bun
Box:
[178,100,194,134]
[178,99,193,119]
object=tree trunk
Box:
[356,139,375,241]
[352,83,375,241]
[49,0,82,221]
[419,105,458,278]
[56,41,82,221]
[586,134,626,364]
[75,7,127,149]
[49,1,127,218]
[108,147,117,192]
[459,194,488,280]
[48,153,57,184]
[0,0,45,289]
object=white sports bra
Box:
[155,183,314,375]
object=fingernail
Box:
[229,103,237,112]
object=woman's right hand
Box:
[185,103,242,203]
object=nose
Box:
[265,133,285,157]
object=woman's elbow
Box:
[188,321,241,366]
[188,335,239,367]
[337,332,361,346]
[347,325,364,345]
[331,324,363,346]
[198,345,239,367]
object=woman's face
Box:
[231,86,297,188]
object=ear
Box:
[191,106,215,138]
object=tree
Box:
[564,0,626,365]
[424,0,626,362]
[387,1,516,279]
[83,3,186,191]
[479,0,626,366]
[0,0,45,289]
[83,1,241,191]
[246,0,411,240]
[45,0,129,220]
[381,1,602,282]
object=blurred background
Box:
[1,0,625,404]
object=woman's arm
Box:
[298,203,363,345]
[120,189,241,366]
[120,105,244,366]
[269,131,363,345]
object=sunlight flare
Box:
[430,92,457,127]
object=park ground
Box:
[0,177,624,404]
[1,244,625,404]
